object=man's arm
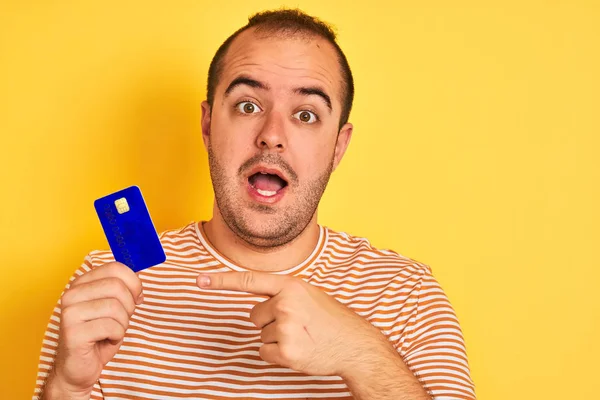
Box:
[368,266,476,400]
[340,329,432,400]
[328,265,476,400]
[33,257,140,400]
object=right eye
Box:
[236,101,262,114]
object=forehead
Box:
[218,28,343,104]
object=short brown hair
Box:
[206,9,354,129]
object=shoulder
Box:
[323,226,432,276]
[157,221,199,243]
[316,227,435,296]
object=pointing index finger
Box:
[197,271,287,296]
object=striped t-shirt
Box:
[34,221,476,400]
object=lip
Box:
[245,165,289,184]
[246,181,288,204]
[245,164,289,205]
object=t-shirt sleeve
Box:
[32,254,105,400]
[397,266,476,400]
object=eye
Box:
[292,110,318,124]
[236,101,262,114]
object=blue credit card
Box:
[94,185,166,272]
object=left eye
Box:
[292,110,318,124]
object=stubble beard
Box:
[207,143,334,249]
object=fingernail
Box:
[198,275,211,287]
[136,292,144,305]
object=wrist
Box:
[41,369,92,400]
[338,327,400,381]
[339,335,431,399]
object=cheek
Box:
[290,137,335,178]
[210,111,256,155]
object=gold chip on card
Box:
[114,197,130,214]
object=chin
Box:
[231,212,297,248]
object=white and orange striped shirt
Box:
[34,221,476,399]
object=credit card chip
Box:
[114,197,130,214]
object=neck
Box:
[202,206,321,272]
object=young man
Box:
[35,9,476,400]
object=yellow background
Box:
[1,1,598,399]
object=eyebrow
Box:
[223,75,332,113]
[294,87,332,113]
[224,76,270,97]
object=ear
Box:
[332,122,353,171]
[201,101,212,150]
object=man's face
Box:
[201,28,352,248]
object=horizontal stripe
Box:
[102,367,347,390]
[107,357,344,382]
[102,385,352,399]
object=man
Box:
[34,9,476,400]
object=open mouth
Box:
[248,170,288,197]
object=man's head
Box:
[201,9,354,248]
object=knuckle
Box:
[276,322,293,336]
[60,305,75,323]
[104,261,121,269]
[60,288,75,305]
[113,320,126,337]
[108,277,129,295]
[104,261,130,277]
[248,307,259,324]
[105,262,124,274]
[258,344,268,358]
[260,330,269,343]
[68,273,86,288]
[278,344,297,362]
[240,272,255,292]
[105,298,122,314]
[107,275,139,304]
[103,319,124,338]
[274,299,290,314]
[258,345,275,364]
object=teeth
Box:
[256,188,277,197]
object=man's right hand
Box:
[42,262,143,400]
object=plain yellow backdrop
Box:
[1,1,598,399]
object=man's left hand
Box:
[196,271,387,377]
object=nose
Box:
[256,111,287,152]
